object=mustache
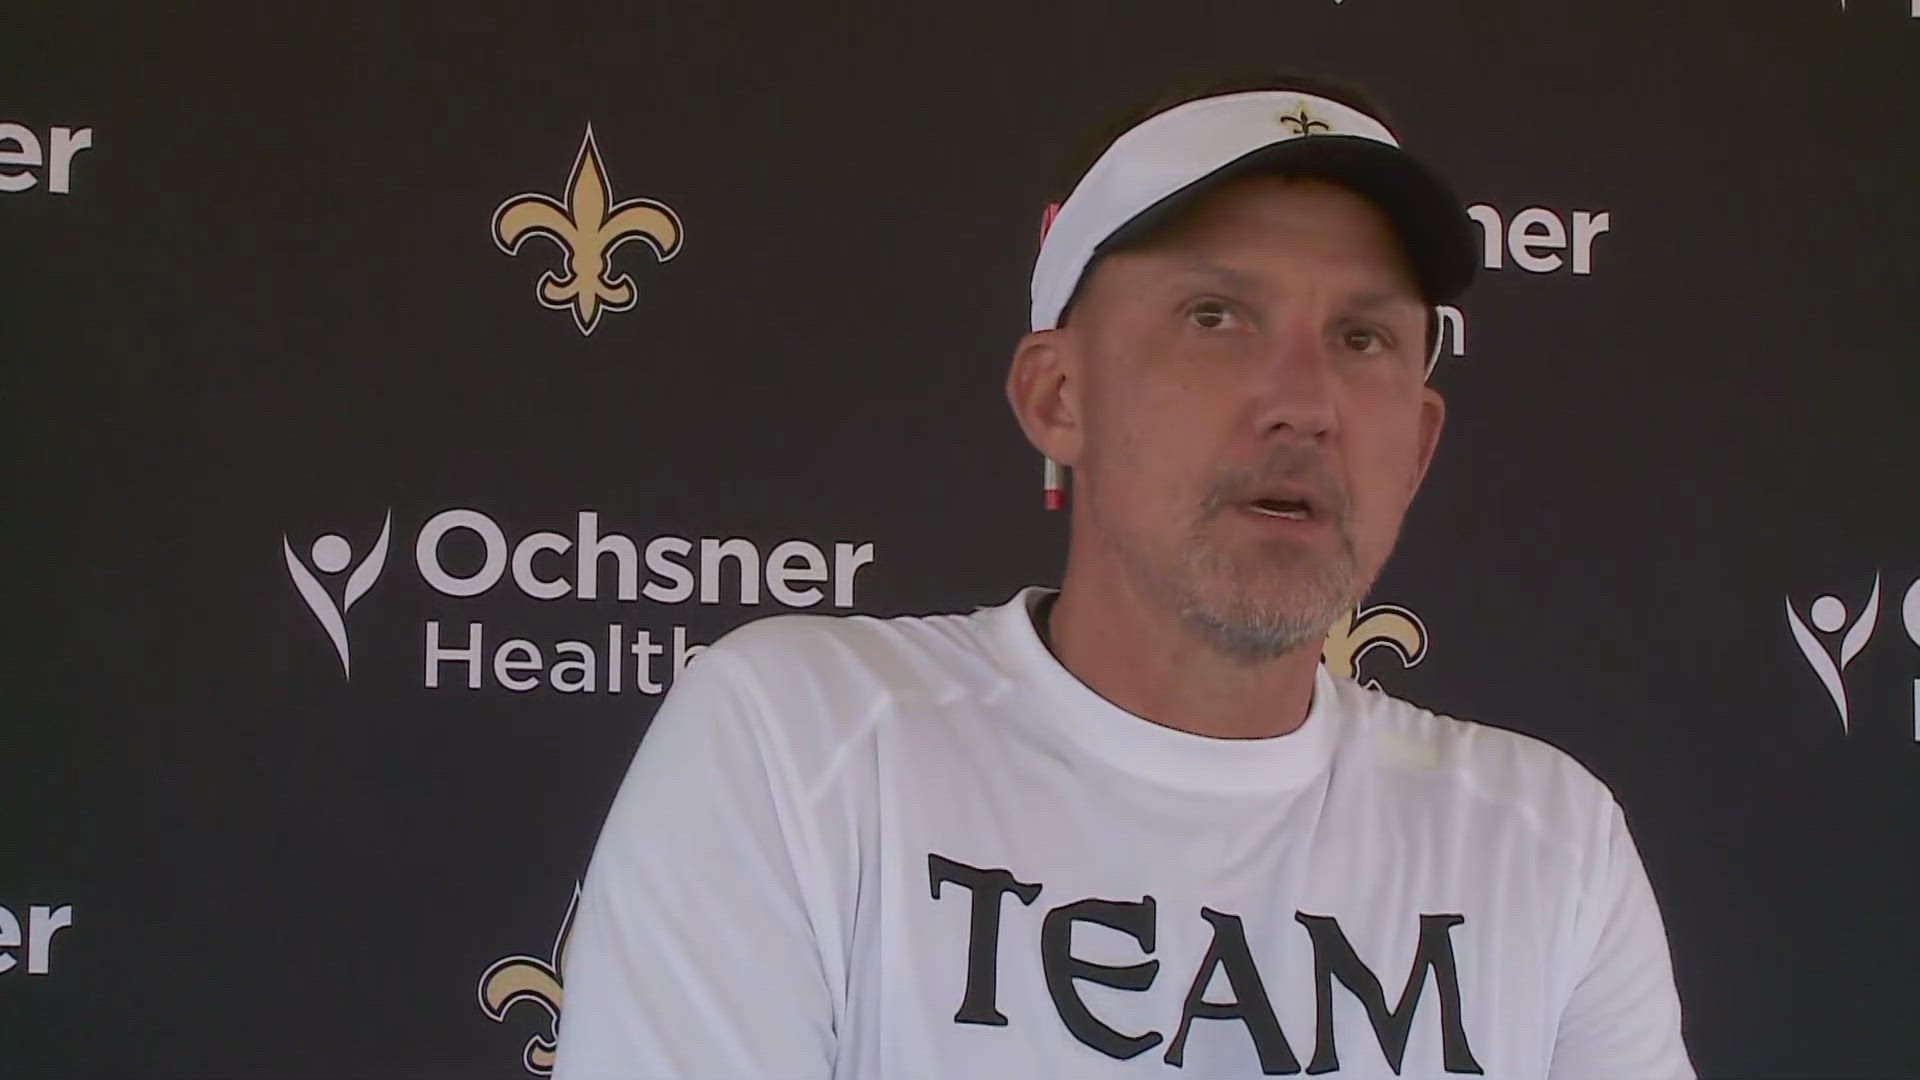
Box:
[1200,447,1352,526]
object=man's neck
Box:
[1039,572,1323,741]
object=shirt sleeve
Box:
[552,647,838,1080]
[1548,797,1694,1080]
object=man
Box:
[553,75,1693,1079]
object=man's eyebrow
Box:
[1166,265,1424,311]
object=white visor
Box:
[1029,89,1469,333]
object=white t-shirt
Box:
[554,588,1692,1080]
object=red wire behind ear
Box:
[1039,202,1067,510]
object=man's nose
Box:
[1250,322,1338,442]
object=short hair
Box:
[1046,71,1400,327]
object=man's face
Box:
[1060,174,1443,660]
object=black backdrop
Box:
[6,2,1917,1077]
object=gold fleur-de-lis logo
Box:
[1321,602,1427,688]
[1277,102,1333,137]
[478,886,579,1076]
[492,125,684,336]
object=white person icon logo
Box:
[1906,577,1920,739]
[1785,574,1881,733]
[284,511,392,680]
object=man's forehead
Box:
[1127,249,1427,309]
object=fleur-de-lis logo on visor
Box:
[1321,603,1428,688]
[1277,102,1333,137]
[492,125,684,335]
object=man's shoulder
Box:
[1330,676,1618,838]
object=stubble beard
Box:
[1119,462,1362,665]
[1174,524,1358,663]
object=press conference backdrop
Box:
[6,2,1916,1077]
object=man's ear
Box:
[1006,329,1085,467]
[1410,386,1446,494]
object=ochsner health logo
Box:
[284,507,879,694]
[284,512,393,679]
[1785,574,1880,733]
[1786,570,1920,739]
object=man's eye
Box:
[1187,300,1240,330]
[1339,326,1390,354]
